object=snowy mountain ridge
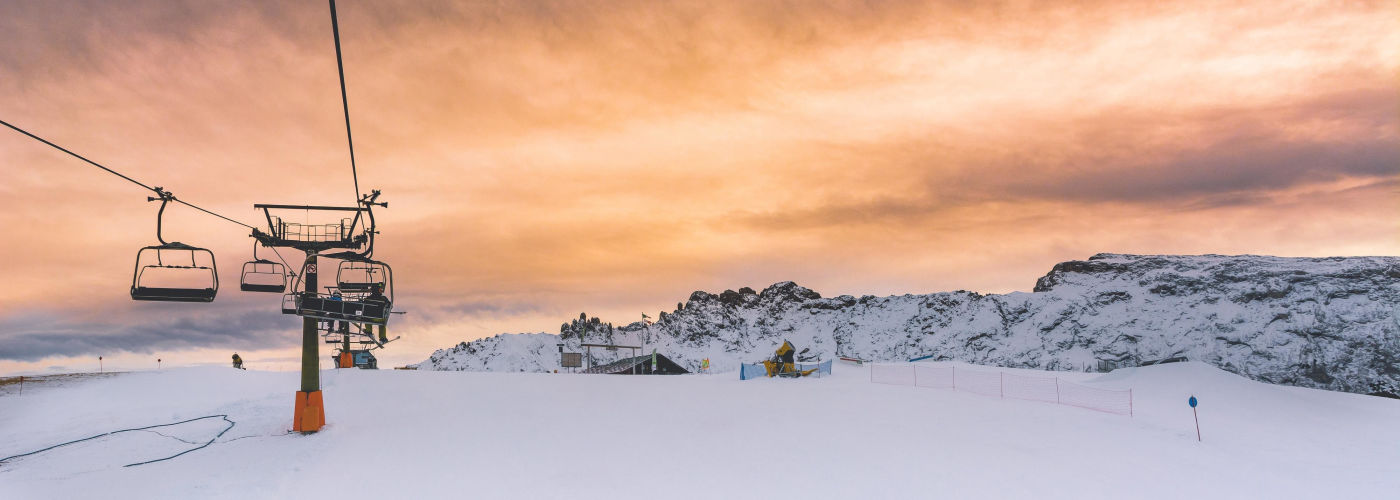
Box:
[415,253,1400,396]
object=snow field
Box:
[0,362,1397,499]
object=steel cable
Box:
[0,119,257,230]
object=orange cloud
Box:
[0,0,1396,371]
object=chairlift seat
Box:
[131,286,217,302]
[337,282,377,292]
[242,283,286,293]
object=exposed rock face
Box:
[415,254,1400,396]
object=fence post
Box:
[1055,378,1061,404]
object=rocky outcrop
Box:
[416,254,1400,396]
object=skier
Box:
[232,353,243,370]
[365,284,389,309]
[328,291,350,333]
[365,284,391,343]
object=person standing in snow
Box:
[232,353,243,370]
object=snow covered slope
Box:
[415,332,561,372]
[416,254,1400,396]
[2,363,1397,499]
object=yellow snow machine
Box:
[762,340,819,378]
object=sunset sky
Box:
[1,0,1396,374]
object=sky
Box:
[0,0,1396,375]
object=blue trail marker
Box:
[1189,395,1201,441]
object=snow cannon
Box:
[762,340,819,378]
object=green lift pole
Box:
[301,253,320,393]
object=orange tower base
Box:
[293,391,325,433]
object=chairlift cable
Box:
[2,118,155,191]
[0,118,257,230]
[173,199,256,230]
[329,0,361,204]
[268,244,297,278]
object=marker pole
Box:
[1193,407,1201,442]
[17,376,22,396]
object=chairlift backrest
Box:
[336,259,391,297]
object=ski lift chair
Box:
[130,242,218,302]
[240,242,288,293]
[285,255,394,325]
[240,259,286,292]
[295,287,392,325]
[130,190,218,302]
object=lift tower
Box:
[254,195,388,433]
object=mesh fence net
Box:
[1002,373,1059,404]
[871,364,916,385]
[953,368,1003,397]
[1058,380,1133,415]
[914,365,953,389]
[870,363,1132,416]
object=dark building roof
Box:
[581,353,689,375]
